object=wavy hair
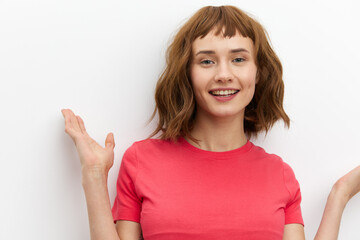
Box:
[147,5,290,143]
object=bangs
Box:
[189,6,256,40]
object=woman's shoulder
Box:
[249,142,283,162]
[128,137,178,152]
[250,142,298,177]
[250,144,300,176]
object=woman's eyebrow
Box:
[195,50,215,56]
[195,48,250,56]
[231,48,250,53]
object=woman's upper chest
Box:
[136,151,289,239]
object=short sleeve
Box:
[283,162,304,227]
[111,143,142,223]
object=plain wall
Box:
[1,0,359,239]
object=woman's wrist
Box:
[81,165,109,186]
[329,184,350,207]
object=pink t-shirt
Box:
[112,137,304,239]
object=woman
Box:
[61,5,360,240]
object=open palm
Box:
[61,109,115,173]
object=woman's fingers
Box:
[62,109,82,140]
[69,110,81,132]
[62,109,73,134]
[77,115,87,134]
[62,108,113,150]
[105,132,115,149]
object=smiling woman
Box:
[61,5,360,240]
[148,6,289,148]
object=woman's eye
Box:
[200,60,214,65]
[233,58,245,63]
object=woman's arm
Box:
[62,108,119,239]
[284,165,360,240]
[313,187,347,240]
[82,169,142,240]
[82,168,120,240]
[62,109,141,240]
[283,224,305,240]
[314,165,360,240]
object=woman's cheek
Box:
[243,68,257,87]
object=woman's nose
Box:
[215,62,234,83]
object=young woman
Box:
[61,5,360,240]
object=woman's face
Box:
[189,29,258,120]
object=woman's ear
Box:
[255,70,259,84]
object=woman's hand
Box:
[333,165,360,203]
[61,109,115,175]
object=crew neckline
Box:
[177,136,253,159]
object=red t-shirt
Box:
[112,137,304,239]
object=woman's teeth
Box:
[210,90,239,96]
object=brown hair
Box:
[147,5,290,143]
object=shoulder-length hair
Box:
[147,5,290,143]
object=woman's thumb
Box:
[105,132,115,149]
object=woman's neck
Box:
[185,112,248,152]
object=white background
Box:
[1,0,359,239]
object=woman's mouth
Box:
[208,89,240,102]
[209,89,240,97]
